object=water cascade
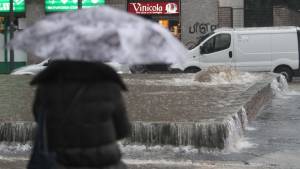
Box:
[0,73,285,153]
[128,121,227,149]
[0,122,35,143]
[126,105,249,151]
[271,74,289,95]
[125,73,285,151]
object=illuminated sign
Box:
[0,0,25,12]
[128,2,180,15]
[45,0,105,12]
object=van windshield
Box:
[189,32,215,50]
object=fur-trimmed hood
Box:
[30,60,127,91]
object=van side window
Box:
[202,33,231,54]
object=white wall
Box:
[181,0,219,49]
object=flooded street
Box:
[122,78,300,168]
[2,0,300,168]
[1,78,300,169]
[243,79,300,168]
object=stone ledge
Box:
[124,73,281,149]
[0,73,282,149]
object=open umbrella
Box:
[9,6,187,67]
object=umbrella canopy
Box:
[9,6,187,67]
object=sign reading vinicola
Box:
[45,0,105,12]
[0,0,25,12]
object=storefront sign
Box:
[128,2,179,15]
[0,0,25,12]
[45,0,105,12]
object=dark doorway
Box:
[244,0,273,27]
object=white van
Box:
[175,26,300,82]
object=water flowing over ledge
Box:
[125,106,249,151]
[124,73,284,151]
[0,73,286,153]
[0,122,35,143]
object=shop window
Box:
[169,20,180,39]
[158,19,180,39]
[157,19,180,39]
[159,20,169,29]
[0,17,4,33]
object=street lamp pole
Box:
[78,0,82,9]
[9,0,15,72]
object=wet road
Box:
[219,78,300,168]
[122,78,300,168]
[244,79,300,168]
[1,79,300,169]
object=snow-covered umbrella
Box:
[9,6,187,67]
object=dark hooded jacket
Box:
[29,60,131,169]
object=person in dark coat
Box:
[28,60,131,169]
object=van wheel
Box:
[184,67,201,73]
[274,66,293,82]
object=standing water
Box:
[0,72,291,168]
